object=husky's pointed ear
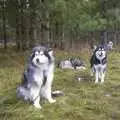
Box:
[30,49,34,56]
[48,48,53,56]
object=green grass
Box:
[0,48,120,120]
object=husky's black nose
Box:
[36,58,40,63]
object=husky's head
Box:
[95,45,106,60]
[107,41,113,51]
[30,45,54,67]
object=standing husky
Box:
[17,45,56,109]
[90,45,107,83]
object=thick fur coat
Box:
[17,46,56,109]
[90,45,107,83]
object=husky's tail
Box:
[51,90,64,97]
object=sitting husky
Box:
[90,45,107,83]
[58,58,85,70]
[17,45,56,109]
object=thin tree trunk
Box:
[2,0,7,49]
[53,22,59,48]
[43,10,50,46]
[29,0,36,48]
[70,29,74,49]
[114,30,118,46]
[16,0,20,50]
[20,0,26,50]
[16,19,20,50]
[104,31,107,44]
[101,30,107,45]
[60,24,65,50]
[16,0,24,51]
[90,31,95,48]
[40,0,50,46]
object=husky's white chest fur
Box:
[93,63,107,72]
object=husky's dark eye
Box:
[34,51,40,56]
[39,51,44,56]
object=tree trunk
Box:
[43,10,50,46]
[90,32,96,48]
[16,0,20,50]
[20,0,26,50]
[70,29,74,49]
[16,18,20,50]
[2,0,7,49]
[53,22,59,48]
[16,0,24,51]
[40,0,50,46]
[60,25,64,50]
[29,0,36,48]
[101,30,107,45]
[114,30,118,46]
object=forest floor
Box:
[0,48,120,120]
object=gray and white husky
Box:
[17,45,56,109]
[90,45,107,83]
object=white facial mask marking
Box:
[32,51,49,66]
[95,48,106,60]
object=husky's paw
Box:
[48,98,56,103]
[95,81,99,84]
[33,103,42,109]
[100,80,104,83]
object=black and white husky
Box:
[90,45,107,83]
[17,45,58,109]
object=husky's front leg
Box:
[30,87,41,109]
[33,96,41,109]
[95,71,99,83]
[101,72,105,83]
[44,70,56,103]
